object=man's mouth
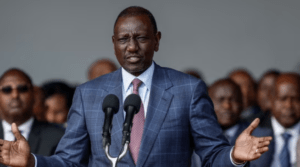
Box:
[127,56,142,63]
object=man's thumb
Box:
[11,123,24,141]
[245,118,260,135]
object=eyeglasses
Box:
[0,85,31,94]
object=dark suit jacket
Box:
[35,63,241,167]
[0,119,65,167]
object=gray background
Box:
[0,0,299,85]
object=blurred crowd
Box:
[0,58,299,166]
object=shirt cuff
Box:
[230,147,246,167]
[32,153,37,167]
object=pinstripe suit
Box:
[35,63,235,167]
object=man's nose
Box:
[223,101,232,110]
[127,38,138,52]
[10,89,20,99]
[285,98,293,109]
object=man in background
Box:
[32,86,47,122]
[42,81,74,127]
[0,68,65,162]
[263,73,300,167]
[229,69,262,123]
[257,70,280,127]
[87,58,118,80]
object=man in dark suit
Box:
[0,68,65,167]
[0,6,272,167]
[260,73,300,167]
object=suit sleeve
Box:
[190,80,234,167]
[35,87,90,167]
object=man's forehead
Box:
[0,72,30,85]
[114,15,152,34]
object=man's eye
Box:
[118,38,128,42]
[137,37,147,41]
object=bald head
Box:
[272,73,300,128]
[229,69,257,109]
[0,68,32,86]
[209,78,243,129]
[87,59,118,80]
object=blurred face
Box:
[88,63,116,80]
[45,94,68,124]
[33,86,47,121]
[112,15,161,76]
[231,74,256,109]
[272,82,300,128]
[0,72,34,125]
[210,83,243,129]
[258,75,277,112]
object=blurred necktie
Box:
[129,78,145,164]
[280,132,291,167]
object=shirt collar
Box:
[2,117,34,134]
[271,116,300,136]
[122,61,155,92]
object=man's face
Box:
[112,15,161,76]
[258,74,277,112]
[45,94,69,124]
[272,81,300,128]
[231,74,256,109]
[0,72,34,124]
[210,84,243,129]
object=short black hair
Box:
[42,81,75,109]
[114,6,158,34]
[0,68,33,87]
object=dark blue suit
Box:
[36,63,237,167]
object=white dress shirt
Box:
[2,117,34,141]
[271,116,300,167]
[121,61,154,117]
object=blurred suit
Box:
[0,119,64,167]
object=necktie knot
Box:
[282,132,292,142]
[132,78,142,94]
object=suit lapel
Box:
[137,64,173,167]
[28,119,41,153]
[108,69,124,151]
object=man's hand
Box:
[0,123,35,167]
[232,118,272,163]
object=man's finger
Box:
[11,123,23,141]
[244,118,260,135]
[258,140,270,148]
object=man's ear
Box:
[112,35,115,43]
[154,31,161,52]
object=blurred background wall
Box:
[0,0,299,85]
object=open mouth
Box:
[127,56,142,63]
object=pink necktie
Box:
[129,78,145,164]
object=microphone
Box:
[102,94,119,147]
[122,94,141,145]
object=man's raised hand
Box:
[0,123,34,167]
[232,118,272,164]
